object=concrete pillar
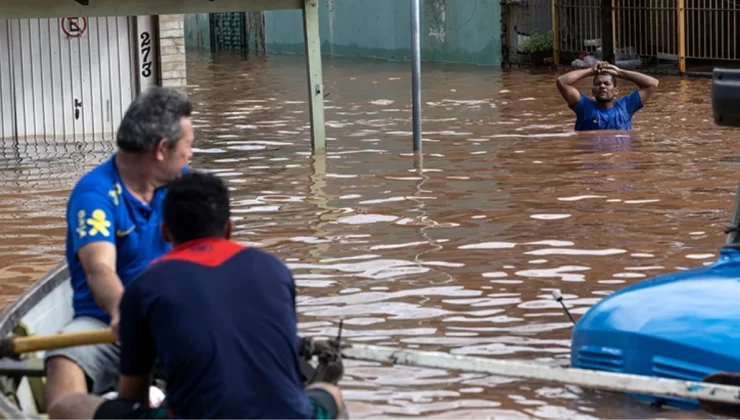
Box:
[157,14,187,94]
[302,0,326,152]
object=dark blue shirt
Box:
[571,90,644,131]
[65,155,188,322]
[118,238,312,419]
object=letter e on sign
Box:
[61,17,88,38]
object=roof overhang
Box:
[0,0,303,19]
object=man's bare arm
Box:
[611,66,660,104]
[556,67,595,107]
[77,242,123,329]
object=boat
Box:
[0,262,322,419]
[2,262,740,419]
[570,238,740,409]
[0,262,164,418]
[0,262,75,418]
[571,67,740,411]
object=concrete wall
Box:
[264,0,502,66]
[157,14,187,93]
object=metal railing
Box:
[551,0,740,72]
[502,0,553,64]
[685,0,739,64]
[614,0,678,65]
[552,0,601,65]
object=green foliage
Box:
[519,30,553,54]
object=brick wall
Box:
[157,14,187,94]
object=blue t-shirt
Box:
[65,154,188,322]
[571,90,644,131]
[118,238,312,419]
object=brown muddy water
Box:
[1,50,738,419]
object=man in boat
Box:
[48,171,346,419]
[45,87,193,415]
[556,60,660,131]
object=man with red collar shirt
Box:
[49,172,346,419]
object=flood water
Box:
[0,50,737,419]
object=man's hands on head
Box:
[592,61,621,77]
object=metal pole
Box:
[411,0,422,153]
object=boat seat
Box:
[0,358,45,377]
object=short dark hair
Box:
[593,72,618,86]
[163,172,231,244]
[116,87,193,153]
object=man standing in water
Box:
[556,60,660,131]
[45,87,193,418]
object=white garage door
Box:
[0,16,135,141]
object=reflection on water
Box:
[0,50,735,418]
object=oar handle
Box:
[1,328,116,357]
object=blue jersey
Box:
[571,90,644,131]
[65,154,187,322]
[118,238,312,419]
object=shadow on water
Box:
[1,49,739,418]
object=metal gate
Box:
[210,12,247,51]
[0,20,14,139]
[0,16,135,141]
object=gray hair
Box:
[116,87,193,153]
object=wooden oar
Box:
[341,343,740,406]
[4,329,740,411]
[0,328,115,359]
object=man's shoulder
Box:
[152,239,245,266]
[614,90,643,114]
[134,244,291,290]
[577,93,597,107]
[237,247,295,285]
[617,89,642,103]
[147,241,291,275]
[571,92,596,113]
[69,157,117,197]
[237,246,290,269]
[133,261,166,280]
[187,244,292,276]
[125,262,172,296]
